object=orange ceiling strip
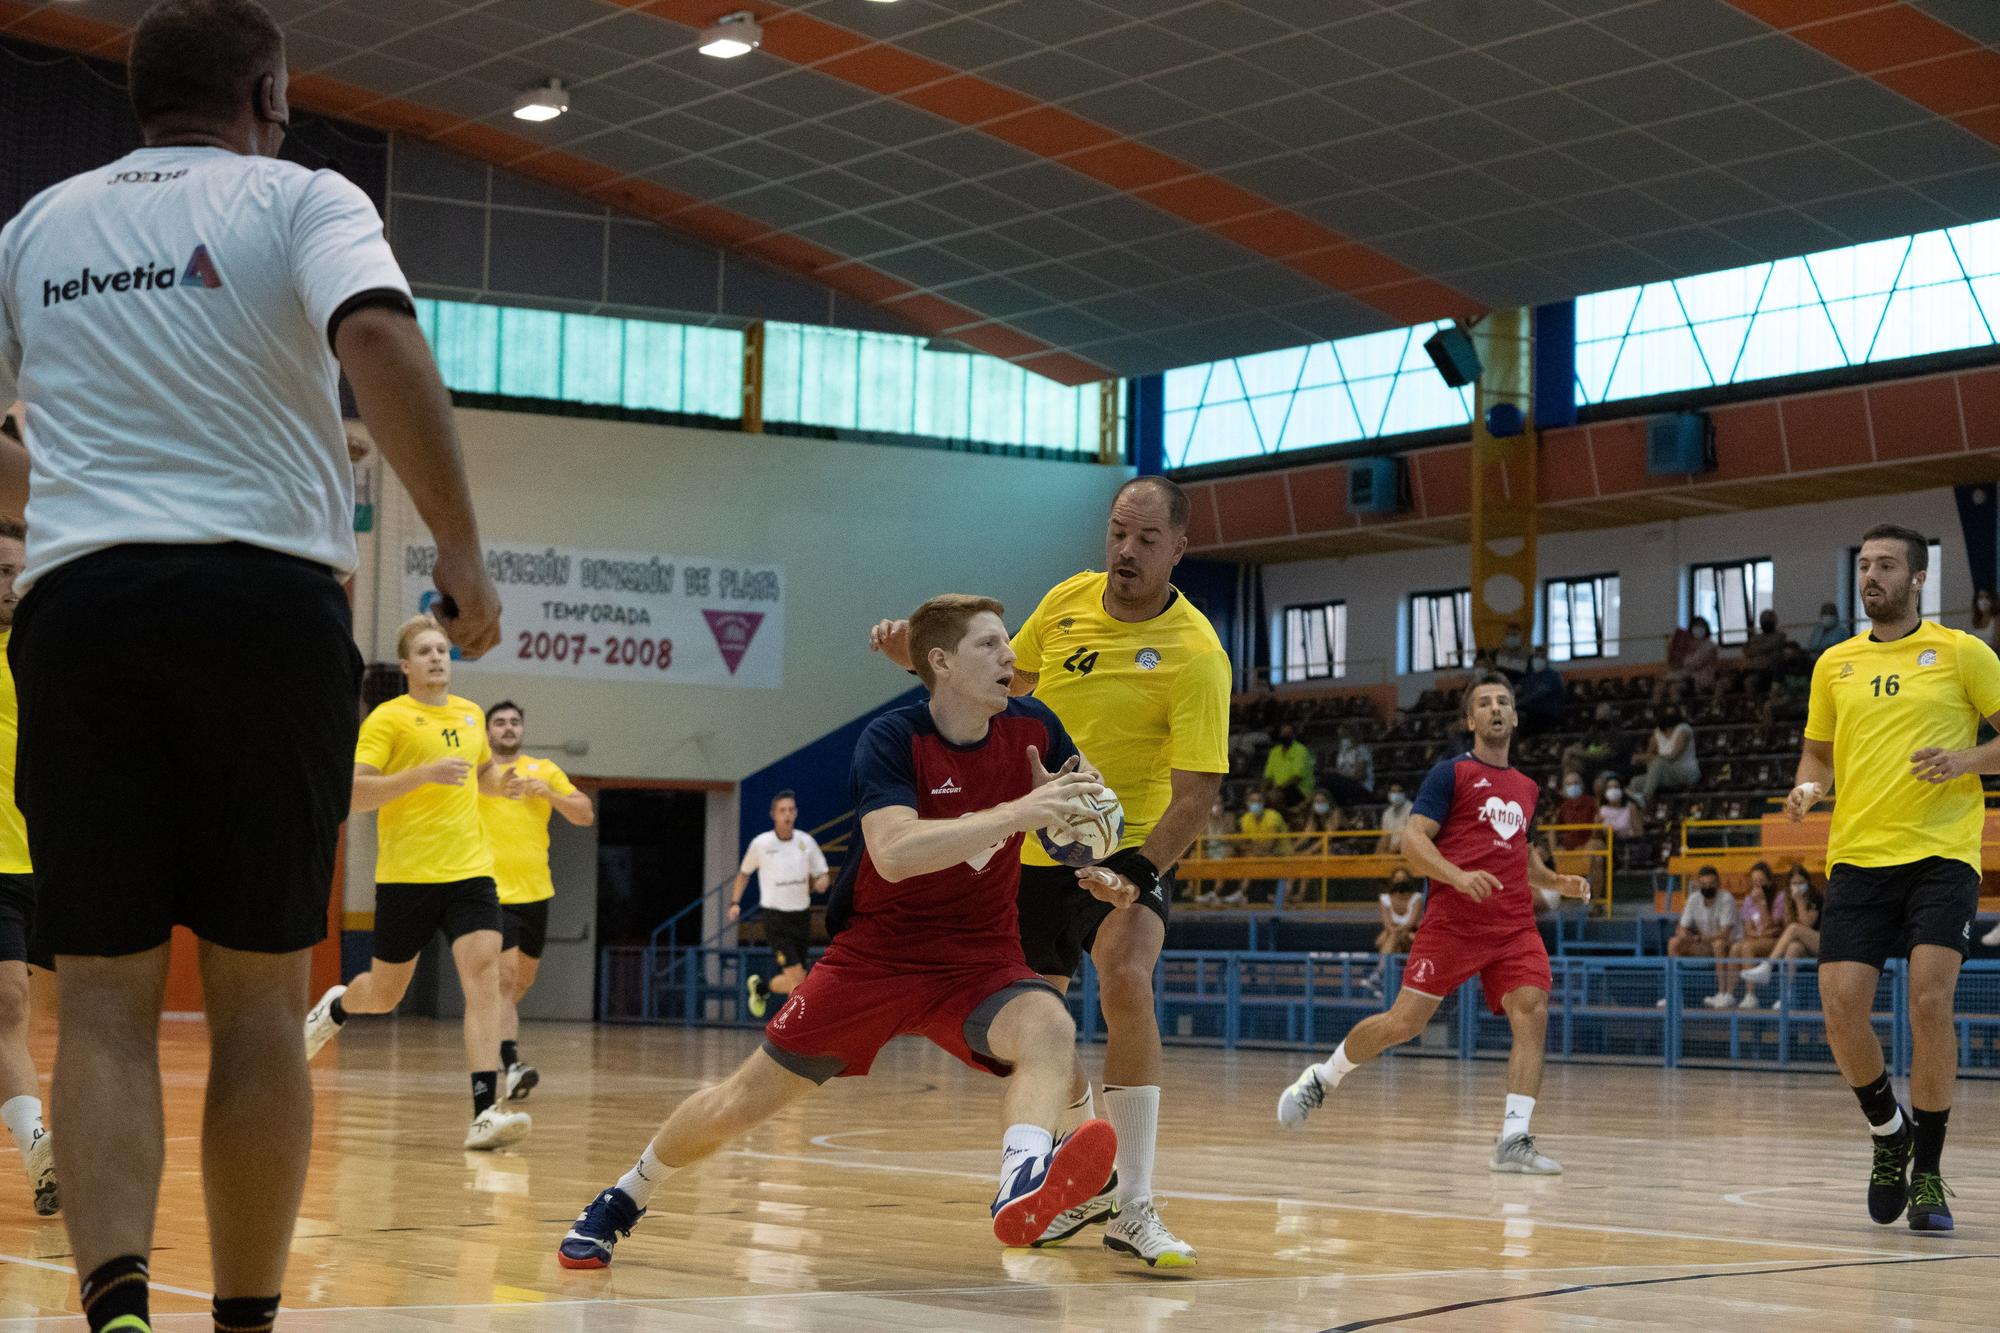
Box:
[1722,1,2000,146]
[0,2,1107,384]
[604,1,1480,325]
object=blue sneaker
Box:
[1907,1172,1954,1232]
[557,1187,645,1269]
[992,1119,1117,1248]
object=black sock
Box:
[81,1255,149,1332]
[1851,1072,1902,1134]
[500,1040,518,1069]
[472,1071,497,1116]
[213,1294,279,1332]
[328,997,348,1025]
[1911,1106,1949,1175]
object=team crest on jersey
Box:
[1135,647,1161,670]
[1839,664,1854,678]
[1478,797,1526,842]
[1058,617,1075,631]
[1919,649,1938,667]
[1409,958,1436,985]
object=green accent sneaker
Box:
[101,1318,153,1332]
[1908,1171,1955,1232]
[1866,1125,1912,1224]
[745,973,767,1020]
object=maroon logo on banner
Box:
[703,610,764,675]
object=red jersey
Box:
[824,696,1077,971]
[1409,752,1539,935]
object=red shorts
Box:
[1401,922,1551,1015]
[760,948,1059,1083]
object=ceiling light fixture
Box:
[511,78,569,122]
[698,11,762,58]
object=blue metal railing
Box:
[597,946,2000,1081]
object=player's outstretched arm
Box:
[1785,739,1834,820]
[351,760,463,812]
[1528,845,1590,901]
[862,769,1105,883]
[550,788,596,826]
[1136,767,1224,875]
[1401,815,1501,903]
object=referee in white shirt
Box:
[0,5,499,1331]
[728,790,830,1018]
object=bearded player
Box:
[558,595,1133,1267]
[871,476,1230,1266]
[1277,674,1589,1174]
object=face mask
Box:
[1692,627,1708,639]
[1312,800,1330,815]
[1279,733,1295,745]
[1605,786,1623,801]
[1701,885,1718,897]
[1564,782,1583,798]
[1791,882,1808,893]
[1247,802,1264,816]
[1388,790,1406,805]
[1504,632,1521,649]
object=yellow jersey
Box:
[1806,621,2000,872]
[0,630,29,875]
[356,694,495,884]
[1012,571,1231,867]
[480,755,578,905]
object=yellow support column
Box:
[1098,379,1122,464]
[741,320,765,434]
[1467,308,1538,655]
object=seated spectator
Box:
[1559,702,1624,784]
[1232,787,1291,904]
[1806,601,1849,658]
[1194,797,1236,905]
[1666,866,1738,1008]
[1494,621,1531,677]
[1332,807,1373,853]
[1633,703,1699,807]
[1262,722,1316,811]
[1547,768,1606,898]
[1974,589,2000,655]
[1744,864,1823,1003]
[1512,649,1567,734]
[1654,615,1719,702]
[1321,725,1375,805]
[1289,790,1338,905]
[1726,862,1783,1006]
[1376,868,1422,955]
[1596,776,1640,838]
[1741,609,1790,696]
[1377,780,1412,853]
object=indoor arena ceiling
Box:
[6,0,2000,383]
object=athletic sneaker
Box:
[1741,960,1774,985]
[24,1126,56,1217]
[557,1186,646,1269]
[100,1319,151,1333]
[303,984,346,1060]
[1982,921,2000,947]
[463,1105,532,1151]
[1491,1133,1562,1174]
[1103,1199,1197,1268]
[504,1062,540,1102]
[1276,1065,1326,1129]
[745,974,767,1020]
[1907,1172,1954,1232]
[991,1119,1118,1248]
[1867,1125,1913,1224]
[1031,1168,1119,1247]
[1737,990,1762,1010]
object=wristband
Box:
[1102,847,1161,898]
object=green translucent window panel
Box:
[914,350,973,441]
[969,354,1026,446]
[559,313,626,406]
[426,300,501,395]
[497,307,562,400]
[620,319,685,413]
[762,322,804,424]
[1578,217,2000,405]
[681,326,745,419]
[798,323,861,428]
[856,332,917,435]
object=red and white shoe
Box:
[991,1119,1117,1248]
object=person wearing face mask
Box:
[1656,615,1720,703]
[1746,866,1823,988]
[1494,622,1531,678]
[1560,702,1624,786]
[1726,862,1785,1007]
[1970,590,2000,655]
[1743,609,1793,697]
[1376,782,1412,854]
[1262,722,1315,813]
[1234,788,1290,906]
[1808,601,1850,659]
[1331,726,1375,797]
[1596,779,1640,839]
[1511,650,1567,735]
[1633,703,1700,807]
[1547,770,1606,901]
[1375,869,1423,957]
[1291,789,1338,905]
[1666,867,1738,1008]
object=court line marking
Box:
[1315,1251,2000,1332]
[725,1148,1924,1259]
[0,1250,211,1301]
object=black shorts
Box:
[0,873,51,970]
[1821,857,1981,969]
[500,900,550,958]
[1016,861,1172,980]
[761,907,815,972]
[373,877,501,964]
[13,544,362,957]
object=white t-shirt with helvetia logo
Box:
[0,145,411,588]
[739,829,829,913]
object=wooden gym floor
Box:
[0,1018,1992,1330]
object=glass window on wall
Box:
[1282,601,1346,682]
[1848,540,1943,624]
[1690,559,1774,646]
[1409,588,1473,673]
[1546,574,1621,662]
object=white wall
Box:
[1261,487,1983,703]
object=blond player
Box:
[481,700,594,1100]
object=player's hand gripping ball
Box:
[1036,786,1125,867]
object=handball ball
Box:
[1037,787,1124,867]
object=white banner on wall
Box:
[400,541,783,689]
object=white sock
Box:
[615,1144,674,1208]
[1000,1123,1054,1187]
[1058,1087,1093,1138]
[1315,1042,1359,1087]
[0,1095,42,1150]
[1501,1093,1535,1141]
[1103,1084,1158,1208]
[1871,1108,1905,1138]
